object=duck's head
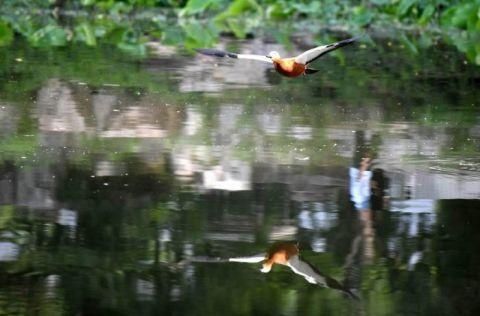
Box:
[267,51,281,60]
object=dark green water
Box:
[0,39,479,315]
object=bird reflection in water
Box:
[227,242,358,299]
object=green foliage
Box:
[182,20,219,49]
[0,136,38,163]
[30,24,68,47]
[0,21,14,46]
[419,4,436,25]
[352,5,374,27]
[439,0,480,65]
[0,206,14,230]
[75,22,97,46]
[0,0,480,62]
[181,0,221,16]
[441,1,480,30]
[214,0,261,21]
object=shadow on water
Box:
[0,38,479,315]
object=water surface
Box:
[0,39,479,315]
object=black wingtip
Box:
[335,37,357,48]
[196,48,227,57]
[305,68,320,75]
[345,288,361,301]
[196,48,237,58]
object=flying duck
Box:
[197,38,356,78]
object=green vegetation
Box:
[0,0,479,63]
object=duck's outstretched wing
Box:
[287,255,328,285]
[287,255,359,299]
[228,254,266,263]
[196,48,273,64]
[294,38,357,65]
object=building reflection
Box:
[1,72,478,210]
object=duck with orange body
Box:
[197,38,357,78]
[228,242,358,299]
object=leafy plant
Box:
[0,21,14,46]
[0,0,479,63]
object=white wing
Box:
[287,255,358,299]
[197,49,272,64]
[295,38,356,65]
[228,254,266,263]
[286,255,327,285]
[237,54,273,63]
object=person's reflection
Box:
[350,154,374,231]
[349,152,389,265]
[228,242,358,299]
[341,131,389,306]
[371,168,389,212]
